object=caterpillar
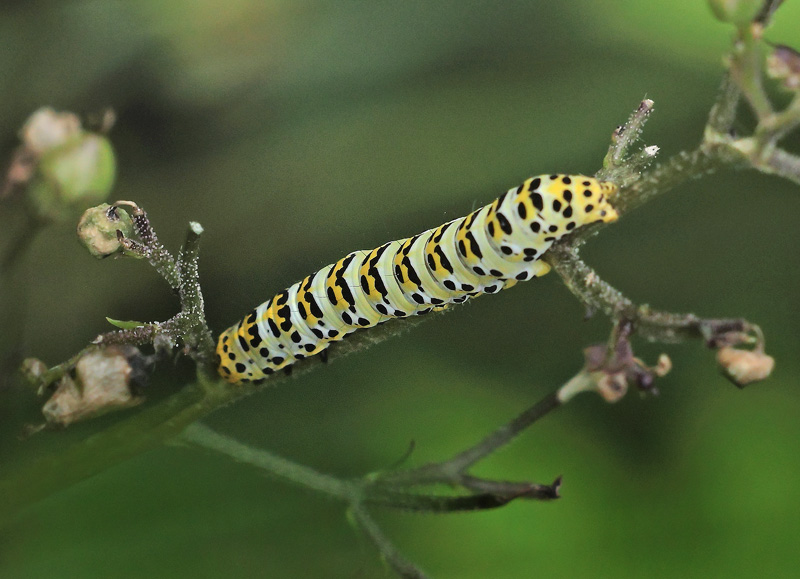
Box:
[216,174,618,384]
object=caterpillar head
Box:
[577,177,618,225]
[548,175,619,226]
[534,174,618,231]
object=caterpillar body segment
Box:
[216,174,618,384]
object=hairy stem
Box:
[545,246,753,344]
[705,72,741,136]
[763,147,800,184]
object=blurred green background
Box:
[2,1,800,577]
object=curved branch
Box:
[545,245,755,345]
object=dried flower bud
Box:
[42,375,84,426]
[654,354,672,377]
[717,346,775,388]
[42,346,145,426]
[707,0,763,25]
[582,344,608,371]
[579,338,672,401]
[77,203,135,258]
[594,371,628,403]
[27,132,117,221]
[19,107,82,155]
[766,44,800,90]
[19,358,49,391]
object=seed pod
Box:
[4,108,82,198]
[27,132,117,221]
[77,203,135,258]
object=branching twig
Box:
[26,203,217,394]
[545,245,756,345]
[377,391,564,487]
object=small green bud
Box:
[27,133,117,221]
[77,203,134,258]
[708,0,763,25]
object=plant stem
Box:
[378,391,562,486]
[180,422,352,499]
[350,504,429,579]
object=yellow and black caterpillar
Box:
[217,174,618,384]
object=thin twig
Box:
[705,72,741,137]
[180,423,353,499]
[427,392,562,476]
[763,147,800,184]
[116,201,181,289]
[378,390,565,487]
[177,385,577,509]
[459,475,562,501]
[730,24,773,120]
[363,489,525,512]
[350,504,430,579]
[176,222,216,364]
[545,245,753,344]
[603,100,654,166]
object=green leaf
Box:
[105,317,145,330]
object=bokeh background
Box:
[1,1,799,577]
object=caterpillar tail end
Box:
[215,328,245,385]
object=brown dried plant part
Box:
[41,346,147,427]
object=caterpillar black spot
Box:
[216,174,618,384]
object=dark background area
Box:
[1,1,799,577]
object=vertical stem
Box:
[731,26,773,120]
[705,72,741,137]
[177,222,216,364]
